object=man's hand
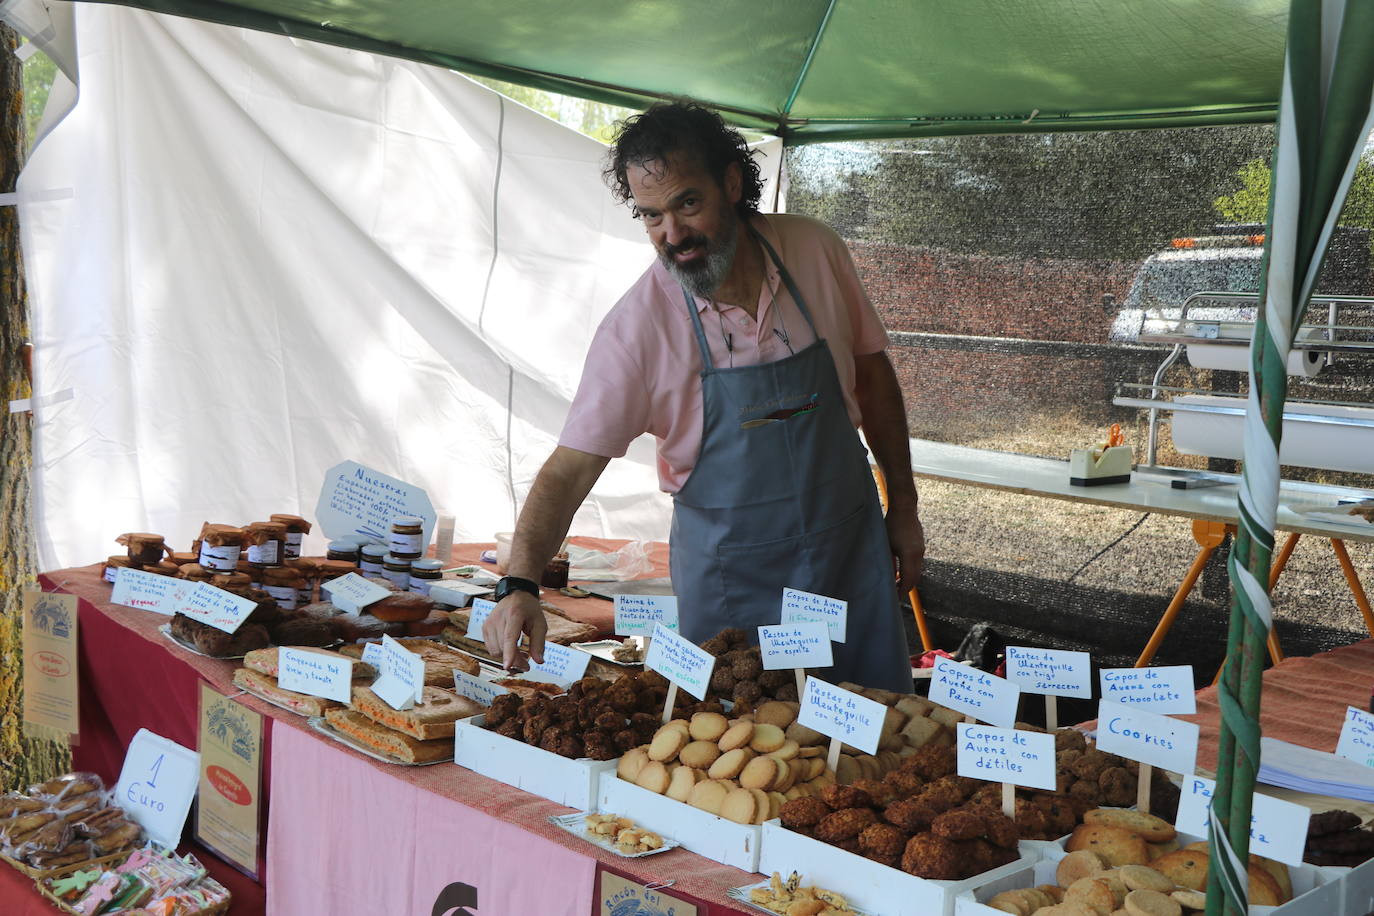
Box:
[886,503,925,594]
[484,591,547,671]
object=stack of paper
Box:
[1257,737,1374,802]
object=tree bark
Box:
[0,22,69,789]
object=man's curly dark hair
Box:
[604,101,763,220]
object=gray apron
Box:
[668,225,913,693]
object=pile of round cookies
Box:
[985,806,1294,915]
[616,707,836,825]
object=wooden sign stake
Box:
[1001,782,1016,819]
[1136,763,1153,814]
[661,682,678,724]
[794,668,806,700]
[1045,695,1058,732]
[826,736,842,778]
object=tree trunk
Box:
[0,21,69,789]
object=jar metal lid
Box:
[328,539,361,550]
[410,559,443,572]
[383,554,411,568]
[360,543,388,558]
[392,516,423,527]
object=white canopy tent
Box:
[14,3,782,567]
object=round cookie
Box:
[720,787,758,825]
[1151,849,1208,891]
[616,747,649,783]
[749,723,787,753]
[667,764,700,802]
[748,788,772,824]
[1119,865,1174,894]
[1123,888,1181,916]
[768,739,801,761]
[679,739,722,769]
[740,755,782,790]
[687,779,728,814]
[635,760,671,794]
[648,727,689,762]
[1067,824,1151,867]
[754,701,797,729]
[1056,849,1108,888]
[689,711,728,742]
[1084,808,1177,843]
[1066,877,1117,914]
[719,721,755,752]
[1170,889,1205,910]
[664,718,691,735]
[709,747,753,780]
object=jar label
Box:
[409,579,433,596]
[247,541,279,565]
[388,531,423,554]
[264,583,298,609]
[360,558,385,576]
[296,586,313,604]
[199,543,241,571]
[283,532,303,558]
[103,565,119,583]
[383,568,410,588]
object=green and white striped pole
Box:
[1206,3,1374,914]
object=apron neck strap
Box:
[679,217,821,370]
[748,222,819,338]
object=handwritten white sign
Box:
[178,584,257,635]
[116,729,200,849]
[929,656,1021,729]
[644,623,715,700]
[614,594,679,636]
[278,648,354,704]
[523,642,592,687]
[1095,700,1200,774]
[360,643,384,669]
[372,634,425,710]
[315,459,436,549]
[798,677,886,755]
[759,623,833,670]
[1004,646,1092,698]
[452,670,510,707]
[1175,774,1311,866]
[956,723,1057,790]
[781,588,848,642]
[110,567,180,615]
[321,572,391,614]
[1336,706,1374,768]
[466,598,497,640]
[1099,666,1196,714]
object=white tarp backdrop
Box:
[15,3,783,568]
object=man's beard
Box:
[659,216,739,298]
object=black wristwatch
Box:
[493,576,540,602]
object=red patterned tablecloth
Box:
[25,545,756,916]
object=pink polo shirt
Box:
[559,213,888,493]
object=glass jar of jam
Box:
[117,532,168,568]
[103,555,132,583]
[359,542,388,577]
[382,554,411,589]
[243,521,288,568]
[326,540,361,563]
[408,559,443,595]
[269,514,312,559]
[197,524,244,572]
[388,516,424,560]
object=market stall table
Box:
[908,438,1374,665]
[29,544,769,915]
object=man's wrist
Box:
[494,576,541,602]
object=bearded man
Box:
[484,101,922,692]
